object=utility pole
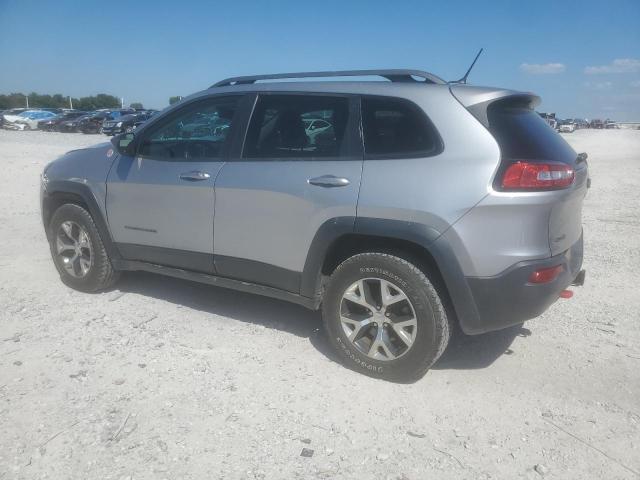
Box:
[25,94,29,108]
[69,96,73,109]
[121,97,124,108]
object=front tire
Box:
[48,204,120,292]
[323,253,450,382]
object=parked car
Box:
[3,110,50,130]
[1,107,31,126]
[131,110,159,130]
[558,120,576,133]
[40,69,588,381]
[13,110,58,130]
[590,119,604,129]
[604,120,619,129]
[78,109,135,134]
[538,112,557,129]
[102,110,157,136]
[574,119,589,129]
[302,117,335,145]
[58,113,96,133]
[38,111,87,131]
[2,109,40,128]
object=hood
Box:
[45,142,114,180]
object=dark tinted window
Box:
[138,97,238,161]
[244,95,349,159]
[361,97,440,157]
[487,101,576,164]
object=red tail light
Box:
[501,162,575,190]
[528,265,564,284]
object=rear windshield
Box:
[487,100,576,164]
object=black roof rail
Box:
[211,69,446,88]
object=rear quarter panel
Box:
[357,85,500,243]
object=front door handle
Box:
[308,175,350,188]
[179,171,211,182]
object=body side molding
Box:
[112,259,319,310]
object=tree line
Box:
[0,92,124,111]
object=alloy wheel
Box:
[55,221,93,278]
[339,278,417,361]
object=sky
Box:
[1,0,639,120]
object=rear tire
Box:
[48,204,120,292]
[322,253,450,382]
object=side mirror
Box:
[111,132,136,156]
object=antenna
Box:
[451,48,484,84]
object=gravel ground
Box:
[1,129,639,480]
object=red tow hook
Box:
[559,290,573,299]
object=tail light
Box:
[528,265,564,284]
[501,162,575,190]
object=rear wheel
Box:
[48,204,120,292]
[323,253,450,381]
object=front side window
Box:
[138,96,239,161]
[244,95,349,159]
[361,97,440,158]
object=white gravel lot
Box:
[1,128,639,480]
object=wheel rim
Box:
[55,221,93,278]
[339,278,417,361]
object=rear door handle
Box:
[179,171,211,181]
[308,175,350,188]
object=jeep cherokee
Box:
[41,69,588,381]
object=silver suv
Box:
[41,69,588,381]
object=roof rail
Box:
[211,69,446,88]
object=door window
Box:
[243,95,349,159]
[138,96,239,161]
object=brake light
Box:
[528,265,564,284]
[501,162,575,190]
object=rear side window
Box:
[487,100,576,164]
[361,97,441,158]
[244,95,349,159]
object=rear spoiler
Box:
[449,85,541,128]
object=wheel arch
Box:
[301,217,482,331]
[43,180,121,261]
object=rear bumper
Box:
[462,233,584,334]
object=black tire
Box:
[323,253,450,382]
[48,203,120,292]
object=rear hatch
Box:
[451,86,589,256]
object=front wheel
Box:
[323,253,450,382]
[48,204,120,292]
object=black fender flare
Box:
[42,180,121,261]
[300,216,481,332]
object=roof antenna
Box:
[451,48,484,84]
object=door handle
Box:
[308,175,350,188]
[179,171,211,181]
